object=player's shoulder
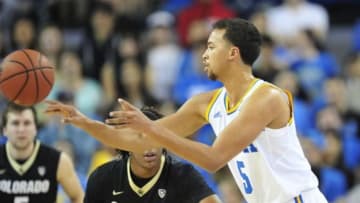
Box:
[35,142,61,162]
[183,88,223,113]
[39,142,60,154]
[89,158,125,180]
[189,88,223,104]
[253,81,288,104]
[166,156,201,177]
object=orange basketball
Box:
[0,49,55,106]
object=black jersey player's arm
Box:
[57,153,84,203]
[44,100,159,153]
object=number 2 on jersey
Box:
[237,161,253,194]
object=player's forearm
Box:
[76,118,154,153]
[70,195,84,203]
[147,123,226,173]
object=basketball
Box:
[0,49,55,106]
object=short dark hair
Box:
[117,107,163,157]
[1,103,38,131]
[213,18,262,66]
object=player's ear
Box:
[229,47,239,60]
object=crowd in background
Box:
[0,0,360,202]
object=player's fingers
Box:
[62,117,80,124]
[118,98,137,111]
[105,117,129,125]
[109,110,132,118]
[43,107,63,114]
[45,100,63,105]
[113,124,129,129]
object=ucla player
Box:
[0,103,84,203]
[45,19,328,203]
[85,108,220,203]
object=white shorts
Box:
[286,188,328,203]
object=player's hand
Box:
[44,100,87,125]
[105,98,153,133]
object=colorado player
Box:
[0,103,84,203]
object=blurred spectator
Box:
[173,20,222,105]
[47,0,90,28]
[81,2,117,82]
[8,15,37,51]
[345,53,360,119]
[104,0,156,36]
[253,34,287,82]
[249,7,269,35]
[38,24,63,67]
[105,35,156,108]
[145,11,182,102]
[274,70,313,135]
[291,29,339,100]
[266,0,329,45]
[301,136,347,203]
[177,0,235,47]
[49,51,103,116]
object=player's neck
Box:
[130,160,160,178]
[222,66,255,108]
[8,142,35,160]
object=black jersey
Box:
[0,141,60,203]
[85,154,214,203]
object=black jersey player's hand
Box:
[106,98,154,133]
[44,100,88,125]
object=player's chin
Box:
[14,141,31,150]
[143,161,158,169]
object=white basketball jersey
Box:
[206,79,319,203]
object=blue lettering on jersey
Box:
[213,111,222,119]
[243,143,258,153]
[237,161,253,194]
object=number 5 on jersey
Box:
[237,161,253,194]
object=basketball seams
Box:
[37,53,53,88]
[22,50,39,103]
[0,66,54,84]
[0,49,55,106]
[0,60,29,102]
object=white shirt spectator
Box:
[266,0,329,44]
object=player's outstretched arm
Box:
[44,100,158,153]
[106,86,289,173]
[57,153,84,203]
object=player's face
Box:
[3,110,37,150]
[131,147,163,170]
[202,29,233,80]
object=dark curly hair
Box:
[213,18,262,66]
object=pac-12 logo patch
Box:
[158,188,166,198]
[38,166,46,176]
